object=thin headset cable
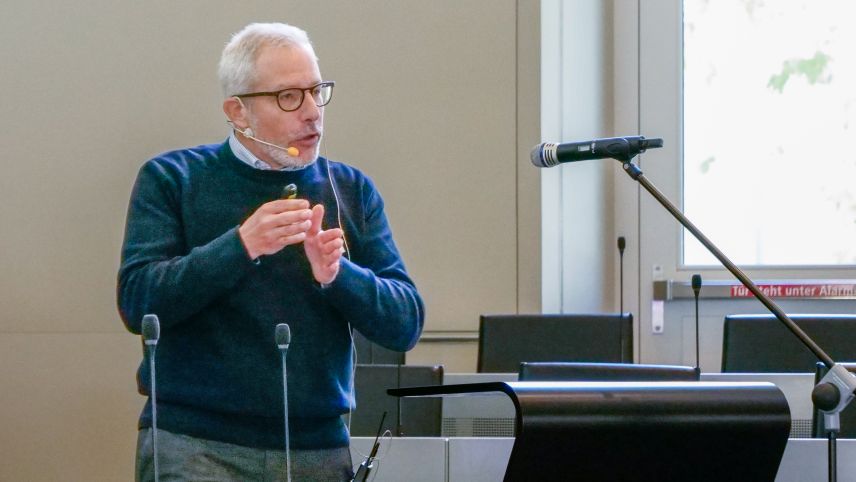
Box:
[324,155,351,258]
[321,135,359,442]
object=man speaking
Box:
[118,22,424,481]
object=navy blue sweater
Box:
[117,141,424,450]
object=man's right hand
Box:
[238,199,313,260]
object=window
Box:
[683,0,856,266]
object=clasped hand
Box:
[238,199,345,284]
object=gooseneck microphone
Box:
[352,411,387,482]
[531,136,664,167]
[691,275,702,374]
[275,323,292,482]
[617,237,626,315]
[141,314,160,482]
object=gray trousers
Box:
[136,428,354,482]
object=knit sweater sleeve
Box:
[117,158,255,334]
[321,179,425,352]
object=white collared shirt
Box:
[228,131,308,172]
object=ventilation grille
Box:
[442,417,515,437]
[790,418,813,438]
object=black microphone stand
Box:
[617,236,635,361]
[691,274,702,376]
[142,314,160,482]
[147,343,159,482]
[275,323,292,482]
[618,154,856,482]
[618,237,626,316]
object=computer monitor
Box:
[478,313,633,373]
[722,314,856,372]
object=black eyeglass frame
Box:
[235,81,335,112]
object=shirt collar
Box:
[228,131,309,172]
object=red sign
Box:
[730,284,856,298]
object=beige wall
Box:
[0,1,539,479]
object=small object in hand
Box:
[283,184,298,199]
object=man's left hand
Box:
[303,204,345,285]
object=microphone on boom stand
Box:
[534,134,856,482]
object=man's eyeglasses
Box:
[235,81,335,112]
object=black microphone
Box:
[617,237,626,316]
[530,136,664,167]
[276,323,291,350]
[352,411,387,482]
[141,314,160,482]
[275,323,292,482]
[142,314,160,346]
[691,275,702,374]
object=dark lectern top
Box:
[390,381,790,482]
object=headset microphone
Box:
[226,121,300,157]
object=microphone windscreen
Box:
[617,236,626,252]
[691,274,702,292]
[275,323,291,347]
[530,143,557,168]
[530,144,545,167]
[142,314,160,342]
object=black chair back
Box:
[478,313,633,373]
[351,364,443,437]
[722,314,856,372]
[353,330,405,365]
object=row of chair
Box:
[480,313,856,373]
[355,313,856,374]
